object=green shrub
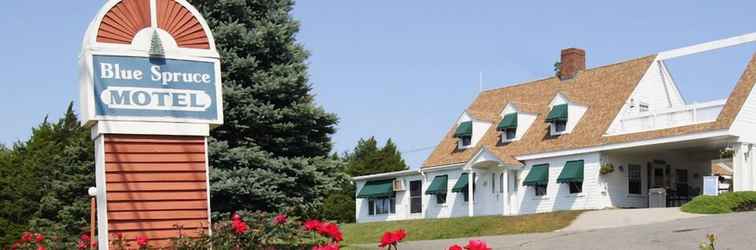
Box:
[682,191,756,214]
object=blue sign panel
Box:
[93,55,219,122]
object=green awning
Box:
[425,175,448,195]
[356,179,394,199]
[451,173,469,192]
[497,113,518,131]
[545,104,568,122]
[523,164,549,186]
[557,160,584,183]
[454,121,473,138]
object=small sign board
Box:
[703,176,719,196]
[91,55,222,123]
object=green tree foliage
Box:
[189,0,344,216]
[320,137,409,223]
[0,103,94,247]
[346,137,408,177]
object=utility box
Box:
[649,188,667,208]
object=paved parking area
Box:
[348,211,756,250]
[560,207,705,232]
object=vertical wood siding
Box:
[104,135,209,247]
[157,0,211,49]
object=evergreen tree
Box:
[0,103,94,247]
[189,0,344,216]
[320,137,409,223]
[346,137,408,177]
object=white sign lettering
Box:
[100,86,212,112]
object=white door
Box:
[508,170,520,215]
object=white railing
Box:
[609,99,726,135]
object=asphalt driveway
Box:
[349,211,756,250]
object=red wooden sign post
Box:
[79,1,222,249]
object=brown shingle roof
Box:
[423,53,756,168]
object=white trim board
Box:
[516,129,732,161]
[94,135,110,250]
[657,32,756,60]
[352,170,420,181]
[91,121,210,138]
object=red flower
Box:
[378,229,407,248]
[21,232,33,242]
[312,243,340,250]
[464,240,491,250]
[304,219,321,231]
[77,240,88,250]
[34,234,44,243]
[36,246,46,250]
[232,213,242,222]
[274,213,288,225]
[80,234,91,242]
[135,235,149,247]
[448,244,464,250]
[317,222,343,242]
[393,229,407,242]
[232,219,249,234]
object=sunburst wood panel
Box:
[97,0,151,44]
[104,134,209,248]
[157,0,211,49]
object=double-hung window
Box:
[558,160,584,194]
[524,164,549,197]
[498,113,518,142]
[454,121,473,148]
[368,197,395,215]
[546,104,568,135]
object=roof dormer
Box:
[497,103,537,143]
[453,112,491,150]
[546,93,587,136]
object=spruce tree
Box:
[189,0,344,216]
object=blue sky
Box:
[1,1,754,168]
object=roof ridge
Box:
[481,54,657,94]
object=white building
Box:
[354,33,756,223]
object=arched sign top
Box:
[83,0,218,58]
[80,0,223,128]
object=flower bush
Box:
[378,229,406,249]
[9,232,48,250]
[7,213,492,250]
[171,211,341,250]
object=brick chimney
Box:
[559,48,586,80]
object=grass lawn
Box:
[340,210,583,246]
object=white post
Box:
[502,170,509,215]
[733,143,751,191]
[467,170,474,217]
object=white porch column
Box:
[733,143,754,191]
[502,169,510,215]
[467,169,474,217]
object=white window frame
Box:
[550,120,568,135]
[368,197,396,216]
[502,128,517,142]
